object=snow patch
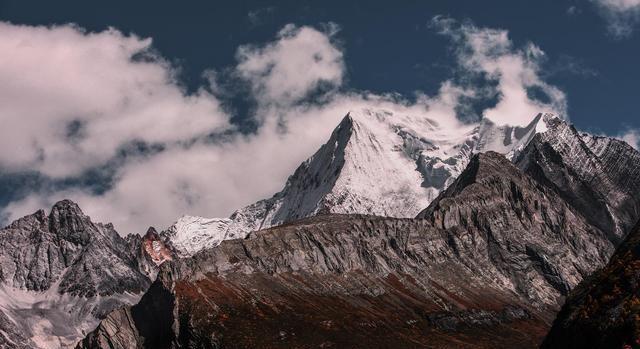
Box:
[0,275,142,349]
[164,215,233,257]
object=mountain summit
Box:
[164,109,555,257]
[0,200,154,348]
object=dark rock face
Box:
[0,200,153,347]
[80,152,623,348]
[515,117,640,242]
[542,219,640,349]
[0,200,149,296]
[418,152,614,306]
[76,271,177,349]
[126,227,173,280]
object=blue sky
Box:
[0,0,639,233]
[2,0,638,133]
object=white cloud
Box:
[617,129,640,149]
[431,17,567,126]
[597,0,640,11]
[1,19,567,234]
[591,0,640,37]
[236,23,344,109]
[0,22,229,177]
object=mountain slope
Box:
[0,200,153,348]
[80,151,619,348]
[165,109,553,257]
[542,218,640,348]
[515,117,640,242]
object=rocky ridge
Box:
[0,200,156,348]
[542,218,640,348]
[78,151,624,348]
[516,116,640,242]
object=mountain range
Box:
[163,110,555,258]
[2,109,640,348]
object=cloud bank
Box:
[2,18,568,234]
[0,23,229,178]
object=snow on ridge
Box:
[474,112,554,160]
[0,271,142,349]
[164,215,232,257]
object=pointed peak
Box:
[50,199,84,217]
[470,151,519,178]
[444,151,519,191]
[337,111,356,128]
[144,227,159,238]
[34,209,47,220]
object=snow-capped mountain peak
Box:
[162,108,557,258]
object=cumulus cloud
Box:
[431,17,567,126]
[0,23,229,178]
[1,19,567,234]
[236,23,344,108]
[591,0,640,37]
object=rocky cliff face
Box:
[79,151,623,348]
[542,218,640,348]
[126,227,173,281]
[515,117,640,242]
[0,200,154,348]
[417,152,614,306]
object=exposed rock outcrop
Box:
[515,117,640,242]
[542,218,640,348]
[0,200,153,348]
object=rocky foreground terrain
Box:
[542,218,640,348]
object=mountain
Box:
[7,109,640,348]
[164,109,554,257]
[78,151,620,348]
[542,218,640,348]
[515,116,640,242]
[0,200,155,348]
